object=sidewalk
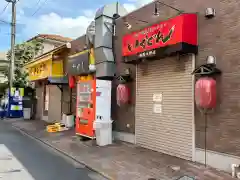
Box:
[4,119,236,180]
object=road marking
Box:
[0,144,35,180]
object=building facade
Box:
[0,52,8,84]
[28,34,72,57]
[113,0,240,173]
[24,35,71,122]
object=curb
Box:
[11,124,113,180]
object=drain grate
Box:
[177,176,195,180]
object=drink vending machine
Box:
[75,76,112,140]
[5,88,24,118]
[75,76,96,138]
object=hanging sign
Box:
[122,13,198,63]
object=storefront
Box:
[122,13,198,160]
[66,48,96,138]
[24,45,70,122]
[113,0,240,172]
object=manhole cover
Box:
[177,176,195,180]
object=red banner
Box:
[122,13,198,57]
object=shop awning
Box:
[67,50,90,76]
[47,76,68,84]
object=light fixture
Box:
[153,3,160,16]
[206,55,216,65]
[205,8,216,19]
[113,13,120,20]
[66,42,71,49]
[124,68,131,76]
[124,21,132,29]
[89,64,96,72]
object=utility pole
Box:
[6,0,16,89]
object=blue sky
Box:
[0,0,152,51]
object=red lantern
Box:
[195,77,217,109]
[116,84,130,106]
[68,76,75,88]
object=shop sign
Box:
[28,60,51,81]
[67,50,90,76]
[67,49,95,76]
[27,59,64,81]
[122,13,198,62]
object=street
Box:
[0,121,107,180]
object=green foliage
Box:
[4,39,43,88]
[0,82,8,96]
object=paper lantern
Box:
[195,77,216,109]
[116,84,130,106]
[68,76,75,89]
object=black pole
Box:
[204,111,207,167]
[69,87,72,113]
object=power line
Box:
[0,19,23,26]
[0,19,10,24]
[34,0,42,7]
[0,2,10,16]
[31,0,49,16]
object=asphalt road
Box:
[0,122,108,180]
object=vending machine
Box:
[6,87,24,118]
[75,76,96,138]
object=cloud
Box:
[0,0,154,41]
[82,9,95,18]
[21,12,94,39]
[123,3,136,12]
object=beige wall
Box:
[35,86,44,120]
[48,85,62,122]
[34,39,64,58]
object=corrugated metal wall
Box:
[135,55,194,160]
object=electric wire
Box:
[31,0,49,16]
[0,2,10,17]
[0,19,10,24]
[34,0,42,7]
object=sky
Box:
[0,0,154,51]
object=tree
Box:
[4,39,43,88]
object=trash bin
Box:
[65,114,74,128]
[23,108,31,120]
[94,120,113,146]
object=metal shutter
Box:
[135,55,193,160]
